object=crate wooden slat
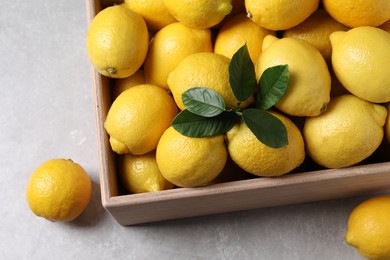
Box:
[87,0,390,225]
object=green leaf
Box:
[256,65,289,110]
[182,87,226,117]
[242,109,288,148]
[171,110,237,137]
[229,44,256,103]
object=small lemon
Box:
[86,5,149,78]
[143,22,212,89]
[303,94,387,169]
[323,0,390,28]
[163,0,233,29]
[226,111,305,177]
[283,8,350,62]
[245,0,319,31]
[104,84,178,155]
[121,0,177,31]
[156,126,228,188]
[117,151,174,194]
[256,35,331,117]
[214,14,275,65]
[346,195,390,260]
[112,70,146,99]
[26,158,92,222]
[167,52,253,110]
[330,26,390,103]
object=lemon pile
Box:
[86,1,390,195]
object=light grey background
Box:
[0,1,369,259]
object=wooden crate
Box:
[86,0,390,225]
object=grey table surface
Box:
[0,1,370,259]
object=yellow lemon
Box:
[117,151,174,194]
[226,111,305,177]
[163,0,233,29]
[323,0,390,28]
[283,8,350,62]
[379,20,390,32]
[245,0,319,31]
[156,126,228,188]
[167,52,253,110]
[214,14,275,65]
[143,22,212,89]
[346,195,390,260]
[104,84,178,155]
[112,70,146,99]
[256,35,331,117]
[86,5,149,78]
[303,94,387,169]
[330,26,390,103]
[26,158,92,222]
[121,0,177,31]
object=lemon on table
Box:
[156,126,228,188]
[121,0,177,31]
[112,70,146,99]
[226,111,305,177]
[330,26,390,103]
[86,5,149,78]
[323,0,390,28]
[118,151,174,194]
[104,84,178,155]
[214,14,275,65]
[26,158,92,222]
[167,52,253,110]
[346,195,390,260]
[245,0,319,31]
[256,35,331,117]
[163,0,233,29]
[303,94,387,169]
[143,22,212,89]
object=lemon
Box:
[86,5,149,78]
[214,14,275,65]
[303,94,387,169]
[323,0,390,28]
[256,35,331,117]
[143,22,212,90]
[112,70,145,99]
[167,52,253,110]
[226,111,305,177]
[121,0,177,31]
[283,8,350,62]
[245,0,319,31]
[26,158,92,222]
[118,151,174,194]
[330,26,390,103]
[385,103,390,144]
[379,20,390,32]
[163,0,233,29]
[156,126,227,188]
[346,195,390,260]
[104,84,178,155]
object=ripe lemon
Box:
[163,0,233,29]
[346,195,390,260]
[112,70,145,99]
[156,126,228,188]
[245,0,319,31]
[167,52,253,110]
[256,35,331,117]
[323,0,390,28]
[226,111,305,177]
[86,5,149,78]
[104,84,178,155]
[303,94,387,169]
[143,22,212,89]
[330,26,390,103]
[26,158,92,222]
[283,8,350,62]
[118,151,174,194]
[121,0,177,31]
[214,14,275,65]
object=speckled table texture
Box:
[0,1,369,259]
